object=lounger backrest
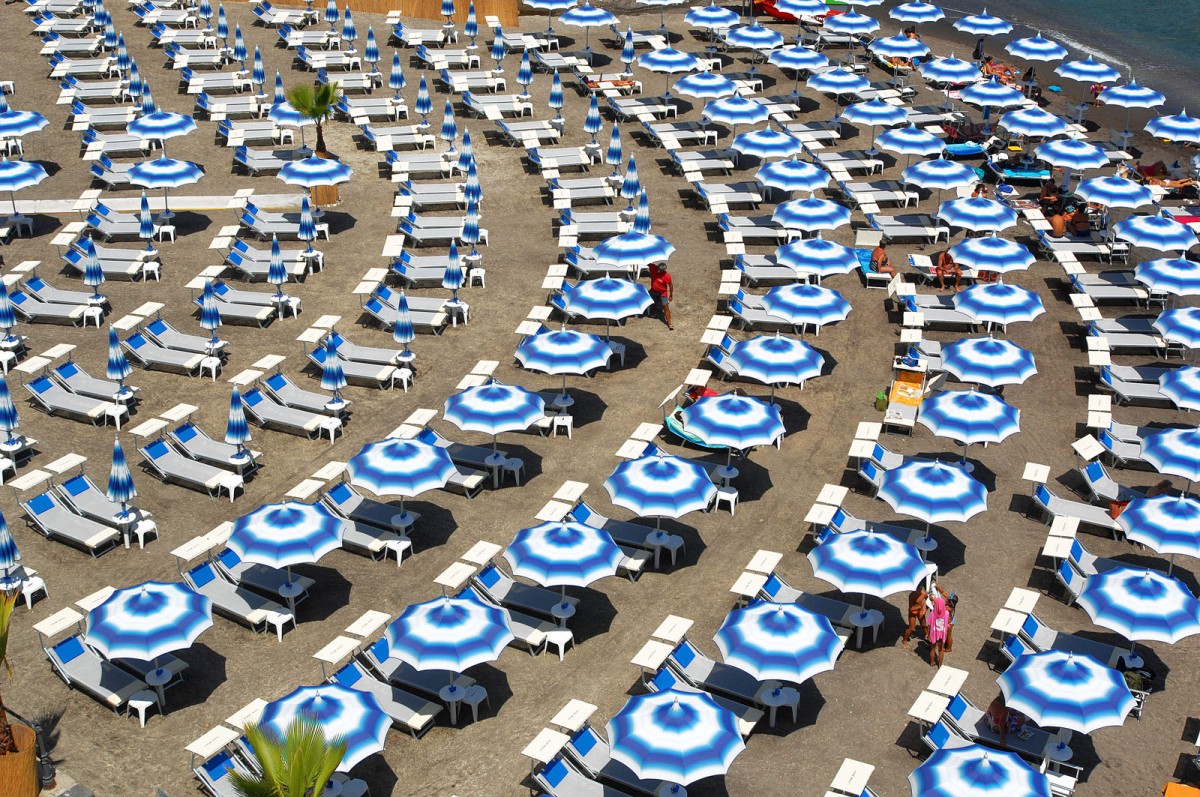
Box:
[199,750,237,786]
[1098,430,1117,450]
[25,492,58,518]
[264,373,288,392]
[242,389,266,408]
[761,572,784,600]
[860,460,880,482]
[332,662,364,688]
[871,444,887,463]
[186,562,218,589]
[568,726,601,759]
[945,694,968,725]
[325,482,352,507]
[52,635,87,665]
[1019,614,1041,641]
[537,758,571,791]
[1002,634,1030,662]
[1057,560,1084,596]
[1068,539,1085,566]
[125,333,148,351]
[1033,484,1051,509]
[143,439,173,462]
[146,319,170,337]
[672,640,699,668]
[368,637,391,664]
[52,361,80,381]
[173,422,199,443]
[309,346,329,364]
[649,667,680,692]
[59,474,92,498]
[925,720,953,751]
[829,508,848,531]
[1083,461,1104,485]
[215,548,242,570]
[476,564,502,591]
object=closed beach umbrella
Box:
[584,93,602,141]
[920,56,983,85]
[226,387,251,459]
[515,329,613,406]
[755,159,829,195]
[217,3,228,41]
[439,99,459,151]
[491,26,507,69]
[774,236,858,279]
[386,593,513,678]
[869,35,929,61]
[620,28,636,73]
[0,282,14,342]
[0,376,17,445]
[138,191,155,250]
[1112,213,1197,252]
[1119,493,1200,561]
[364,27,379,66]
[1146,111,1200,144]
[106,436,136,520]
[724,22,783,51]
[953,10,1011,36]
[463,157,481,205]
[393,290,415,361]
[465,1,478,45]
[715,600,844,686]
[138,82,157,115]
[267,236,287,298]
[940,337,1036,388]
[252,47,265,90]
[1078,566,1200,645]
[390,52,405,99]
[1056,57,1121,85]
[116,34,130,73]
[324,0,338,29]
[232,24,246,65]
[199,281,222,347]
[1158,366,1200,409]
[444,381,545,464]
[607,689,744,788]
[948,234,1035,275]
[1005,33,1067,62]
[347,438,454,525]
[808,530,928,599]
[82,241,105,301]
[106,327,132,391]
[1154,308,1200,349]
[341,6,357,48]
[1141,427,1200,484]
[549,70,564,120]
[620,155,640,209]
[259,687,387,772]
[320,341,346,407]
[559,3,617,54]
[772,197,851,234]
[1075,176,1153,209]
[0,512,19,576]
[415,76,432,125]
[997,650,1136,734]
[762,283,851,332]
[890,0,943,23]
[823,10,878,34]
[592,231,676,269]
[440,0,455,22]
[910,745,1051,797]
[442,242,464,303]
[504,521,623,601]
[298,198,316,252]
[730,128,803,160]
[727,333,825,399]
[517,49,533,98]
[604,449,717,526]
[606,123,623,174]
[677,73,738,100]
[1134,258,1200,296]
[878,459,988,525]
[935,197,1018,232]
[999,107,1067,138]
[953,283,1045,329]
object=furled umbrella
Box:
[226,386,251,462]
[620,27,636,74]
[232,24,246,66]
[393,290,416,363]
[320,340,347,409]
[198,280,222,349]
[217,3,228,42]
[620,155,640,211]
[465,1,478,46]
[441,0,455,25]
[606,122,623,176]
[106,327,132,398]
[0,282,15,346]
[415,75,433,126]
[584,92,602,143]
[82,237,106,303]
[364,26,380,67]
[298,197,317,256]
[549,69,564,121]
[106,436,137,522]
[0,511,20,581]
[138,191,155,252]
[491,25,507,70]
[517,49,533,99]
[632,189,651,235]
[341,5,357,51]
[267,235,287,299]
[440,98,458,152]
[252,47,265,93]
[258,684,388,771]
[442,242,464,311]
[390,51,406,99]
[0,376,17,449]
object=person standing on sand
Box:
[972,36,985,62]
[901,583,929,647]
[648,263,674,330]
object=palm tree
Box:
[229,718,347,797]
[0,589,18,754]
[286,82,343,156]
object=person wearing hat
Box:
[648,262,674,330]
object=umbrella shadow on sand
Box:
[161,642,227,711]
[568,588,618,644]
[292,563,354,622]
[391,499,459,550]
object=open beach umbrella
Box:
[920,56,983,85]
[769,46,830,95]
[876,124,944,162]
[0,159,47,218]
[724,22,783,52]
[128,156,202,219]
[823,10,878,34]
[82,242,105,302]
[605,449,717,527]
[638,0,685,30]
[999,107,1067,138]
[948,234,1035,276]
[522,0,577,32]
[678,73,738,100]
[716,600,844,686]
[229,501,344,591]
[1146,111,1200,144]
[1034,139,1108,191]
[584,93,602,142]
[1112,213,1197,252]
[1155,308,1200,350]
[935,197,1018,232]
[1158,366,1200,410]
[1099,80,1166,137]
[940,337,1036,388]
[877,458,988,525]
[562,277,652,325]
[444,380,545,464]
[1005,33,1067,62]
[226,387,251,459]
[910,745,1050,797]
[772,197,851,235]
[637,48,702,96]
[593,232,676,270]
[607,689,744,788]
[890,0,943,23]
[1056,57,1121,86]
[549,70,564,120]
[441,99,458,151]
[772,0,825,14]
[727,333,825,400]
[517,50,534,99]
[997,650,1136,734]
[960,77,1025,110]
[774,236,857,279]
[806,68,870,104]
[199,281,222,348]
[841,98,908,148]
[278,157,352,204]
[504,521,623,603]
[1078,566,1200,645]
[1119,493,1200,563]
[953,283,1045,329]
[106,327,132,392]
[0,377,16,447]
[1134,258,1200,296]
[320,341,347,408]
[620,155,641,210]
[1075,176,1154,209]
[415,76,433,126]
[869,35,929,61]
[761,283,851,332]
[1141,427,1200,485]
[953,9,1011,36]
[918,390,1021,465]
[731,128,804,161]
[808,530,928,602]
[259,687,387,773]
[106,436,136,521]
[560,3,617,55]
[902,159,978,198]
[364,27,379,66]
[516,329,612,405]
[386,593,513,679]
[681,393,783,478]
[685,2,739,31]
[347,438,454,525]
[0,94,48,140]
[755,159,829,196]
[390,52,406,99]
[606,123,623,175]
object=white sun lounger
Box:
[22,491,120,556]
[240,388,342,441]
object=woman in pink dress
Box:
[927,595,950,667]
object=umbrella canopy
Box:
[869,35,930,60]
[997,650,1136,734]
[1005,33,1067,62]
[0,159,48,214]
[604,450,717,520]
[948,235,1035,274]
[1142,427,1200,483]
[1034,139,1108,171]
[347,438,456,499]
[960,78,1026,109]
[229,501,344,571]
[918,390,1021,446]
[703,96,768,127]
[1099,81,1166,109]
[268,101,312,130]
[516,329,612,375]
[902,158,979,191]
[1155,308,1200,349]
[1119,494,1200,559]
[279,155,353,188]
[842,98,909,128]
[771,0,825,13]
[679,393,784,451]
[1056,57,1120,84]
[727,333,825,388]
[755,159,829,194]
[562,277,652,321]
[919,56,981,85]
[82,243,105,299]
[106,436,136,517]
[715,600,844,685]
[807,68,870,98]
[761,283,851,329]
[730,128,804,160]
[444,381,545,437]
[909,745,1051,797]
[771,197,851,233]
[259,684,389,771]
[504,521,623,590]
[606,689,745,787]
[724,23,784,51]
[941,337,1036,387]
[1078,566,1200,645]
[0,100,48,140]
[954,283,1045,327]
[1112,214,1197,251]
[85,581,212,663]
[823,10,879,34]
[774,236,858,278]
[1075,176,1154,209]
[890,1,943,22]
[876,124,944,157]
[1146,111,1200,144]
[768,46,828,74]
[386,593,513,673]
[592,232,676,268]
[1158,366,1200,411]
[1135,258,1200,296]
[953,10,1011,35]
[684,2,739,29]
[127,157,202,190]
[560,2,617,52]
[638,48,701,74]
[808,530,928,598]
[935,197,1019,232]
[999,107,1068,138]
[878,459,988,525]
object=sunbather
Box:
[1064,201,1092,236]
[985,693,1031,742]
[981,56,1020,87]
[1122,161,1199,190]
[935,250,962,292]
[870,240,897,278]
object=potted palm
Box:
[286,82,344,208]
[0,589,40,796]
[230,718,347,797]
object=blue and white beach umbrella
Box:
[298,198,316,249]
[1142,427,1200,483]
[772,197,851,234]
[1034,138,1108,171]
[620,28,636,72]
[953,10,1011,36]
[920,56,982,85]
[440,99,458,150]
[0,97,48,140]
[444,382,546,456]
[1134,258,1200,296]
[103,21,117,50]
[560,3,617,52]
[878,459,988,525]
[762,283,851,330]
[138,191,155,249]
[252,47,265,91]
[128,157,202,217]
[464,157,481,205]
[1005,33,1067,62]
[841,98,908,129]
[869,35,929,60]
[267,236,287,298]
[1146,111,1200,144]
[232,24,246,65]
[953,283,1045,328]
[724,23,783,51]
[523,0,577,31]
[461,199,481,252]
[0,377,16,445]
[491,26,507,69]
[605,450,717,522]
[677,72,738,100]
[415,76,433,125]
[806,68,869,99]
[755,159,829,195]
[998,650,1136,734]
[442,242,464,302]
[940,337,1036,388]
[230,501,344,572]
[935,197,1018,232]
[324,0,338,28]
[620,155,641,209]
[999,107,1067,138]
[918,390,1020,449]
[82,241,105,301]
[364,27,379,65]
[516,329,613,377]
[731,128,803,160]
[197,0,213,22]
[269,97,307,130]
[1119,494,1200,560]
[465,1,478,44]
[0,159,47,217]
[774,236,857,278]
[106,327,132,387]
[823,10,879,34]
[768,45,828,73]
[960,77,1025,109]
[517,49,534,98]
[910,745,1051,797]
[902,158,978,191]
[137,81,156,114]
[106,436,136,520]
[638,0,686,30]
[393,291,415,360]
[504,521,623,594]
[563,277,652,322]
[606,123,623,174]
[607,689,744,787]
[727,333,825,397]
[1100,80,1166,110]
[320,341,346,405]
[116,34,130,73]
[771,0,825,14]
[278,156,353,190]
[549,70,564,120]
[226,387,251,455]
[888,0,941,22]
[199,281,222,345]
[1056,57,1121,85]
[387,593,513,674]
[1158,365,1200,409]
[0,282,14,341]
[584,93,602,141]
[260,686,387,772]
[948,234,1035,275]
[347,438,454,523]
[1112,213,1197,252]
[0,511,18,575]
[390,52,406,98]
[715,600,844,685]
[680,393,784,456]
[808,530,928,598]
[593,232,676,268]
[1155,308,1200,349]
[341,6,357,48]
[876,124,944,158]
[86,581,212,666]
[440,0,455,21]
[638,48,702,95]
[703,96,768,128]
[217,3,228,41]
[685,2,739,30]
[1079,566,1200,645]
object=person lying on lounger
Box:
[1120,161,1200,190]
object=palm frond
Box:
[231,719,347,797]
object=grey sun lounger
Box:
[144,318,226,355]
[671,150,736,177]
[814,150,885,175]
[25,377,123,427]
[718,214,788,245]
[71,104,139,132]
[1030,482,1122,537]
[1013,613,1131,669]
[692,182,763,212]
[214,547,315,604]
[498,120,563,148]
[869,213,950,243]
[89,154,134,189]
[331,661,440,737]
[226,239,321,277]
[414,427,504,471]
[263,372,348,415]
[123,333,206,375]
[395,180,467,210]
[757,571,859,630]
[312,501,408,564]
[360,124,436,151]
[548,177,615,209]
[729,298,798,333]
[241,388,342,441]
[463,91,531,120]
[61,247,146,280]
[164,43,228,70]
[233,146,305,176]
[472,563,579,621]
[1098,369,1173,405]
[10,291,88,326]
[277,24,337,48]
[195,93,263,120]
[169,420,261,473]
[51,361,135,402]
[307,347,395,390]
[362,296,449,334]
[217,119,293,147]
[183,562,292,636]
[56,473,151,532]
[321,481,411,535]
[385,150,454,180]
[140,438,244,500]
[85,204,155,241]
[21,491,120,556]
[324,332,403,365]
[210,279,293,311]
[666,638,777,708]
[563,724,667,795]
[527,146,594,175]
[46,635,148,714]
[536,756,640,797]
[568,501,656,553]
[210,295,280,327]
[40,34,103,56]
[338,96,408,122]
[363,637,481,697]
[732,257,803,285]
[25,277,98,308]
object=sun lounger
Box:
[207,294,282,327]
[562,723,667,794]
[33,11,93,34]
[731,256,805,285]
[338,95,407,123]
[71,103,139,133]
[262,371,347,415]
[195,92,262,121]
[671,149,736,180]
[164,42,228,70]
[134,4,198,26]
[149,23,218,48]
[607,96,677,122]
[25,277,98,308]
[10,290,89,326]
[50,360,135,403]
[941,691,1061,762]
[820,504,927,547]
[311,501,411,564]
[321,481,410,536]
[88,154,135,190]
[169,420,261,473]
[144,317,226,355]
[81,128,152,159]
[277,24,338,49]
[331,662,439,737]
[643,121,716,149]
[389,21,447,49]
[1070,274,1158,307]
[295,46,361,72]
[1077,459,1142,504]
[1098,368,1172,405]
[562,246,641,279]
[123,332,206,375]
[85,203,156,241]
[414,426,504,472]
[718,214,788,245]
[815,150,886,176]
[898,295,975,329]
[217,119,291,147]
[667,638,781,708]
[462,91,531,120]
[58,77,124,104]
[415,45,479,71]
[22,491,120,556]
[568,501,656,553]
[494,28,555,51]
[253,0,314,26]
[240,388,342,440]
[559,209,630,238]
[497,119,563,148]
[46,636,149,715]
[395,180,466,211]
[308,345,396,389]
[183,562,292,637]
[233,145,306,175]
[756,570,860,630]
[1086,327,1171,356]
[181,68,253,95]
[1013,613,1131,669]
[1097,429,1149,468]
[1030,482,1122,537]
[472,563,579,621]
[40,33,103,56]
[836,179,918,208]
[324,331,401,365]
[535,757,640,797]
[50,54,118,79]
[528,146,594,177]
[62,247,147,281]
[223,248,309,283]
[213,547,314,604]
[780,121,842,145]
[362,637,482,696]
[359,123,435,151]
[438,69,505,94]
[25,376,124,427]
[870,213,949,243]
[140,439,244,500]
[693,181,763,212]
[548,177,615,209]
[362,296,449,335]
[385,150,455,181]
[56,472,153,543]
[534,51,587,73]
